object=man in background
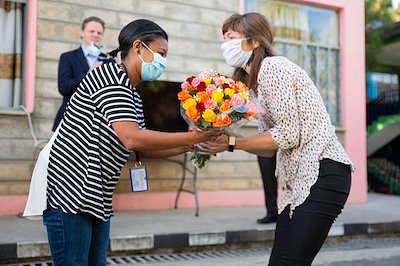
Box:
[53,16,115,131]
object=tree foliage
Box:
[365,0,397,71]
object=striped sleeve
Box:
[92,85,140,124]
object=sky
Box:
[393,0,400,9]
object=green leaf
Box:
[190,154,212,169]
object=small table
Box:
[166,153,199,216]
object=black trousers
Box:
[258,155,278,217]
[269,159,351,266]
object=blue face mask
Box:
[138,42,167,81]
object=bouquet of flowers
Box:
[178,70,257,169]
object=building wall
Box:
[0,0,266,215]
[0,0,367,215]
[293,0,367,203]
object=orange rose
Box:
[236,81,249,92]
[196,91,209,103]
[212,114,232,127]
[185,106,200,122]
[219,100,231,113]
[178,90,192,101]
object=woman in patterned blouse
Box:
[197,12,354,265]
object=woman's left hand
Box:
[195,134,229,155]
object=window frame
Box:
[0,0,37,114]
[244,0,342,125]
[273,37,341,125]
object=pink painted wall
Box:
[339,0,367,203]
[24,0,37,112]
[294,0,367,203]
[0,191,264,215]
[240,0,367,203]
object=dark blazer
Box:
[52,47,115,131]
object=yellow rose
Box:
[211,90,224,103]
[202,109,217,123]
[204,78,212,87]
[238,92,249,100]
[224,88,235,98]
[183,98,197,110]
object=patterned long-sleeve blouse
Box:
[257,56,354,217]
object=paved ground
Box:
[0,193,400,263]
[114,246,400,266]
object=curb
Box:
[1,221,400,261]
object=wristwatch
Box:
[228,136,236,152]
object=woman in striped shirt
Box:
[43,19,219,266]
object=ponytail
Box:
[108,47,121,58]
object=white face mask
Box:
[87,42,101,57]
[221,38,253,69]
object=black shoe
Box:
[257,215,277,224]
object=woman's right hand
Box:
[195,134,229,155]
[189,128,222,144]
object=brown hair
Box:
[222,13,275,91]
[81,16,105,30]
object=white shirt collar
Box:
[81,44,91,57]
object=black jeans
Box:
[269,159,351,266]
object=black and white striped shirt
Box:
[47,62,145,221]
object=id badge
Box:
[129,165,149,192]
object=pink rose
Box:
[245,102,257,118]
[191,77,201,87]
[181,81,190,90]
[213,77,222,86]
[199,70,213,79]
[204,100,218,110]
[206,84,217,95]
[226,77,235,84]
[230,95,245,107]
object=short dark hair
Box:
[109,19,168,59]
[82,16,105,30]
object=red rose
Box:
[186,76,195,84]
[196,102,205,112]
[197,81,206,92]
[222,83,230,89]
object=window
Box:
[0,0,36,113]
[245,0,341,125]
[0,0,28,111]
[137,81,188,133]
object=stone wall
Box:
[0,0,267,197]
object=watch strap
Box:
[228,136,236,152]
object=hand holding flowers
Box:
[178,70,257,168]
[194,133,230,155]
